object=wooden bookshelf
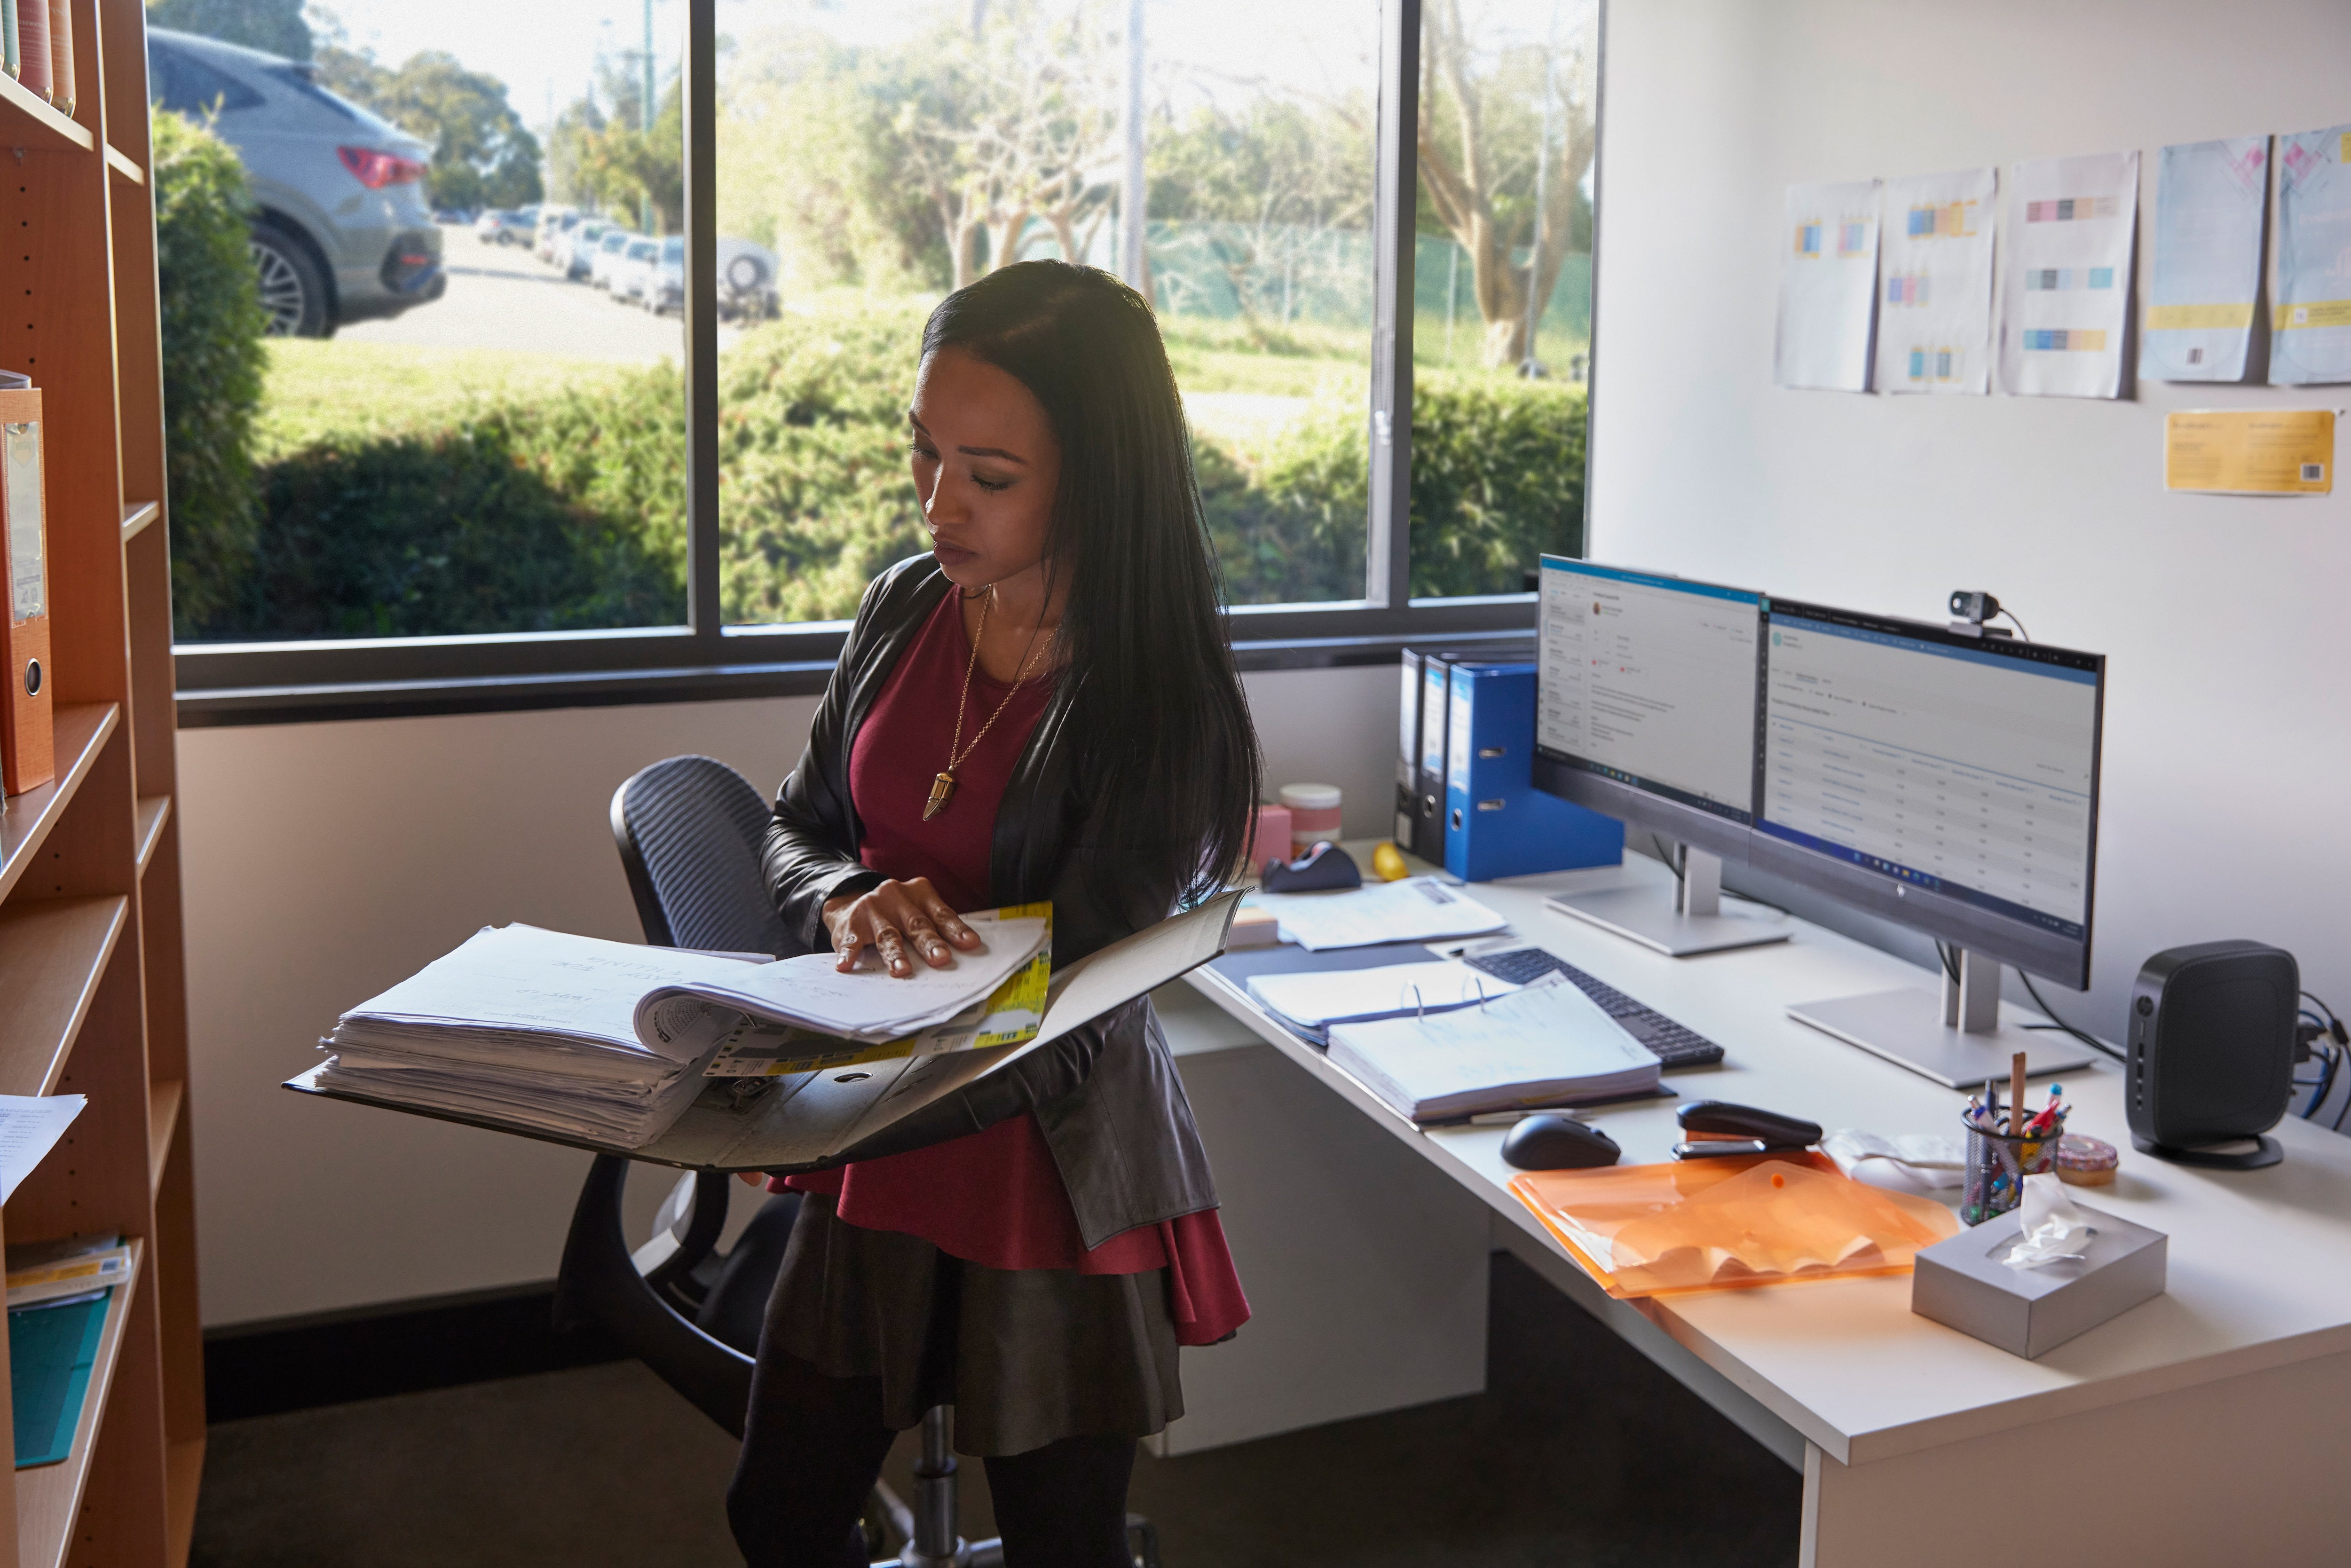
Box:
[0,3,202,1566]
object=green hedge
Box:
[153,110,269,631]
[178,297,1585,638]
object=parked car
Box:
[560,220,610,280]
[715,237,781,321]
[148,27,444,337]
[534,208,580,264]
[612,236,660,307]
[589,228,633,292]
[644,235,684,314]
[474,209,535,245]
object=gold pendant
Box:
[923,771,957,821]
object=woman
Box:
[729,260,1261,1568]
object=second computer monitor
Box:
[1531,555,1763,864]
[1750,599,2103,988]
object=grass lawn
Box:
[257,341,644,460]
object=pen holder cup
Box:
[1961,1115,2059,1226]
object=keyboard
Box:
[1462,947,1725,1069]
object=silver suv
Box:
[148,27,445,338]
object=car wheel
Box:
[250,227,330,339]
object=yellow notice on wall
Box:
[2164,410,2335,495]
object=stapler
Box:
[1671,1099,1823,1161]
[1261,841,1362,893]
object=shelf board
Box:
[14,1239,144,1568]
[0,896,129,1098]
[0,704,119,907]
[103,144,142,184]
[120,501,159,544]
[165,1434,204,1568]
[148,1079,183,1195]
[0,73,93,154]
[135,795,170,875]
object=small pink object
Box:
[1245,804,1293,875]
[1278,782,1342,854]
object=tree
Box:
[545,53,684,231]
[146,0,310,58]
[1415,0,1596,368]
[316,45,544,212]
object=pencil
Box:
[2009,1052,2028,1138]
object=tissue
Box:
[2002,1173,2096,1269]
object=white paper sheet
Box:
[661,914,1048,1041]
[1246,961,1518,1028]
[2272,125,2351,386]
[1775,180,1881,391]
[0,1095,84,1200]
[1874,168,1998,395]
[2140,137,2267,382]
[1247,876,1506,952]
[2000,152,2139,398]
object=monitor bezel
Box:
[1754,598,2105,988]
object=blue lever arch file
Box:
[1444,662,1623,882]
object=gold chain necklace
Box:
[924,590,1048,822]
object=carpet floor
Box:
[191,1253,1799,1567]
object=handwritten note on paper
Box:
[2165,410,2335,495]
[0,1094,85,1199]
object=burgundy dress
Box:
[762,589,1247,1455]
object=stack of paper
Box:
[1246,961,1520,1043]
[1326,977,1660,1123]
[1247,877,1506,952]
[312,916,1050,1147]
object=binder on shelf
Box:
[1408,642,1535,866]
[1396,649,1426,848]
[14,0,45,103]
[1444,662,1623,883]
[4,0,20,85]
[45,0,70,118]
[0,375,51,796]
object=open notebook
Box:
[288,891,1240,1171]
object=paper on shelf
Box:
[1249,876,1505,952]
[1775,180,1880,391]
[0,1095,83,1201]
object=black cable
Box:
[2017,971,2126,1062]
[1650,834,1682,886]
[1935,941,1960,986]
[1995,608,2031,642]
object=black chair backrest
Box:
[610,755,798,957]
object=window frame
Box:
[174,0,1585,727]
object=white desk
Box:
[1183,850,2351,1567]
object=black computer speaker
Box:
[2126,940,2298,1170]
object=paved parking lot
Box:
[337,227,691,362]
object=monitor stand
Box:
[1545,845,1792,958]
[1786,946,2102,1089]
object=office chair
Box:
[554,754,1161,1568]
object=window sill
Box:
[174,600,1539,727]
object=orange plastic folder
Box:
[1509,1152,1961,1298]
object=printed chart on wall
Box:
[1775,180,1880,391]
[2272,125,2351,386]
[2142,137,2267,383]
[1875,168,1996,395]
[2001,153,2138,398]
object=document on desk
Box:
[0,1095,83,1201]
[1249,876,1505,952]
[1246,960,1518,1035]
[1325,977,1660,1123]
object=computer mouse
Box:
[1501,1114,1621,1171]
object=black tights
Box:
[727,1349,1137,1568]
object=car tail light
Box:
[338,146,427,189]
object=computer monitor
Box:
[1754,598,2106,1085]
[1531,557,1789,955]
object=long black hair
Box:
[922,260,1262,910]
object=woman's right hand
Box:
[821,876,982,977]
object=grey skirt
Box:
[765,1192,1183,1457]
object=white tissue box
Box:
[1910,1202,2166,1359]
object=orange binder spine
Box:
[0,383,53,796]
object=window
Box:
[168,0,1595,719]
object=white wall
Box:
[1593,0,2351,1040]
[181,665,1399,1327]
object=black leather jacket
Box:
[762,556,1220,1248]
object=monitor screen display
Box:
[1756,603,2101,944]
[1536,559,1763,825]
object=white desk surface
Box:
[1185,848,2351,1469]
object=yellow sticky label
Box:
[2340,131,2351,164]
[2274,299,2351,330]
[2146,303,2256,331]
[2165,410,2334,495]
